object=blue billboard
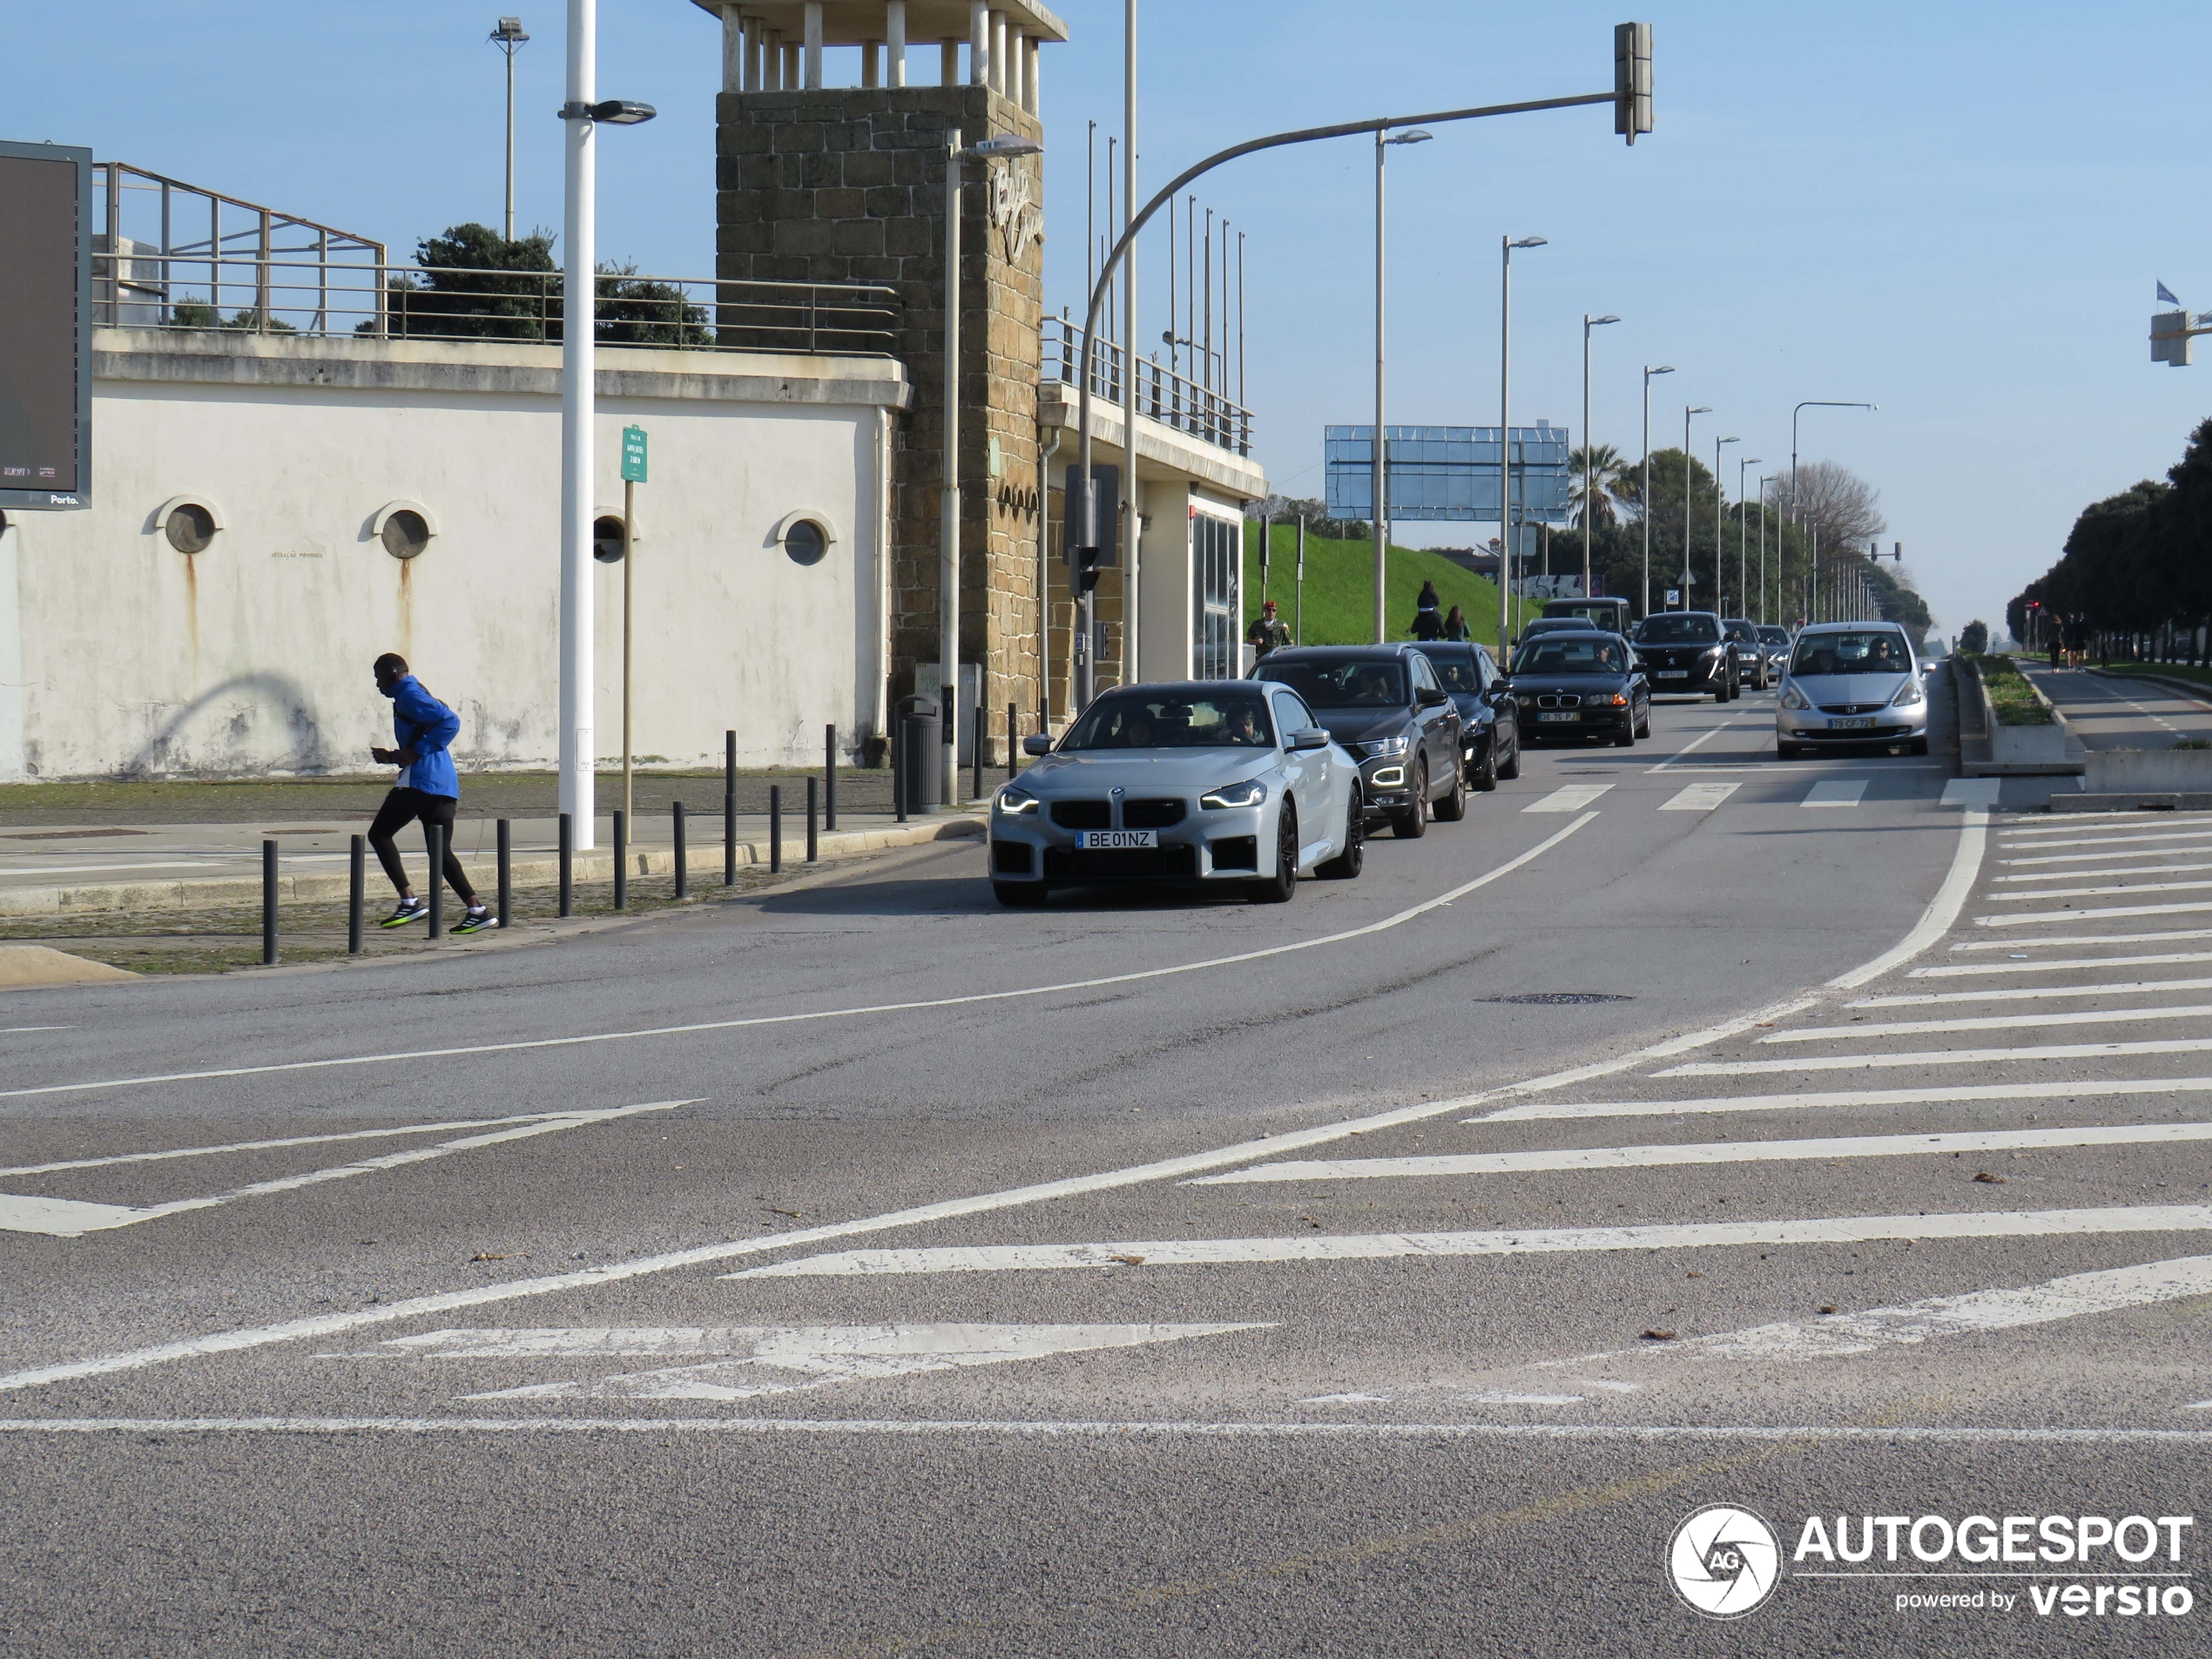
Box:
[1325,424,1571,523]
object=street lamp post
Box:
[491,17,529,242]
[1737,455,1759,625]
[1788,397,1876,622]
[1757,474,1775,625]
[1679,404,1710,610]
[1373,128,1432,643]
[1499,235,1548,651]
[555,0,655,849]
[1581,313,1619,600]
[1712,433,1737,610]
[1640,364,1672,617]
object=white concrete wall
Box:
[3,332,907,779]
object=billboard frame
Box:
[0,138,92,512]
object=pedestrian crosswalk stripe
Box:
[1524,784,1613,813]
[1657,1037,2212,1076]
[1952,926,2212,951]
[1660,782,1740,813]
[726,1205,2212,1279]
[1986,877,2212,902]
[1996,862,2212,883]
[1468,1076,2212,1123]
[2002,819,2212,844]
[1759,1004,2212,1043]
[1803,780,1868,808]
[1852,976,2212,1008]
[1182,1122,2212,1184]
[1912,950,2212,978]
[2002,841,2212,867]
[1975,900,2212,927]
[1940,779,2001,808]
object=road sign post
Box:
[620,425,647,827]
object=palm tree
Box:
[1569,442,1628,529]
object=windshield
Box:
[1757,627,1791,646]
[1790,631,1912,678]
[1545,603,1624,627]
[1512,637,1627,676]
[1414,648,1481,692]
[1061,691,1275,750]
[1723,620,1757,642]
[1635,613,1721,644]
[1257,658,1407,708]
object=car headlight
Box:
[1359,736,1411,758]
[995,786,1039,815]
[1779,683,1810,711]
[1199,778,1268,811]
[1890,678,1925,708]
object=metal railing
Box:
[1043,315,1252,455]
[91,161,898,355]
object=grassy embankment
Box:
[1242,523,1535,652]
[1973,654,2054,725]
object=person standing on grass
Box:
[368,652,492,933]
[1442,604,1471,642]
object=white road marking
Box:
[1976,900,2212,928]
[0,815,1601,1103]
[1802,780,1868,808]
[1758,1004,2212,1043]
[1912,951,2212,978]
[1997,862,2212,884]
[1181,1123,2212,1184]
[1524,785,1613,813]
[729,1206,2212,1280]
[2002,840,2212,867]
[1464,1391,1588,1406]
[1851,977,2212,1008]
[1541,1255,2212,1366]
[1659,782,1740,813]
[1985,878,2212,902]
[2001,819,2212,844]
[0,1103,688,1238]
[1828,807,1989,991]
[1952,927,2212,951]
[1468,1076,2212,1123]
[0,1026,72,1035]
[1657,1038,2212,1077]
[1940,779,2001,808]
[341,1322,1265,1402]
[1646,716,1746,772]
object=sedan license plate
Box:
[1075,829,1157,849]
[1829,716,1875,731]
[1538,711,1581,723]
[1656,670,1689,679]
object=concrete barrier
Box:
[1961,657,2080,775]
[2083,748,2212,793]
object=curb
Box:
[0,816,987,919]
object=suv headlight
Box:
[1200,778,1268,810]
[1359,736,1411,758]
[1779,683,1810,710]
[1889,678,1925,708]
[996,786,1040,815]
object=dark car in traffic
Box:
[1631,610,1741,701]
[1541,596,1633,637]
[1255,644,1466,836]
[1506,630,1650,747]
[1410,640,1521,791]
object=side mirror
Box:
[1290,727,1332,752]
[1417,686,1449,708]
[1022,734,1053,757]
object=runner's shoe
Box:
[379,897,428,928]
[452,905,496,934]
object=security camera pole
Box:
[490,17,530,240]
[1071,24,1654,686]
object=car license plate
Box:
[1076,829,1157,849]
[1830,716,1875,730]
[1539,711,1580,723]
[1656,670,1689,679]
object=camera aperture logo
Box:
[1669,1504,1782,1619]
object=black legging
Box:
[368,788,476,903]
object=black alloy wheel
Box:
[1251,803,1299,903]
[1469,732,1499,792]
[994,880,1046,907]
[1434,751,1469,819]
[1394,760,1430,839]
[1317,790,1364,879]
[1614,716,1635,748]
[1498,727,1521,779]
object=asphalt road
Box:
[4,678,2208,1656]
[2023,664,2212,750]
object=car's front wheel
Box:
[1434,752,1468,820]
[1497,729,1521,779]
[1251,804,1299,903]
[1394,761,1430,839]
[1468,733,1499,792]
[1317,790,1364,879]
[1634,705,1651,739]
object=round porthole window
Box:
[380,509,431,560]
[592,514,628,563]
[783,518,827,566]
[164,502,217,554]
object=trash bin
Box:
[897,695,941,813]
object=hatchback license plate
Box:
[1830,716,1875,730]
[1656,670,1689,679]
[1076,829,1157,849]
[1539,711,1581,723]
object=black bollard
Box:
[724,730,738,887]
[426,823,444,939]
[558,812,573,917]
[892,722,907,823]
[769,785,782,873]
[347,834,364,955]
[672,800,687,900]
[825,723,838,832]
[972,705,984,802]
[261,839,279,967]
[806,775,819,863]
[1007,701,1018,779]
[496,818,511,928]
[612,809,627,910]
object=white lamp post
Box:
[1580,313,1618,600]
[1639,365,1672,617]
[1678,404,1710,610]
[1712,434,1737,610]
[1372,127,1431,643]
[1498,234,1546,651]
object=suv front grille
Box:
[1120,799,1187,829]
[1049,799,1110,830]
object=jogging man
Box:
[1245,598,1292,660]
[368,652,492,932]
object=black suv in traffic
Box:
[1630,610,1743,701]
[1255,644,1467,837]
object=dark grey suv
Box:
[1254,644,1466,837]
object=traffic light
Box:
[1073,544,1103,595]
[1615,23,1653,145]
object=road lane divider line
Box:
[1657,1038,2212,1077]
[1645,715,1747,772]
[1759,1004,2212,1043]
[1975,900,2212,928]
[0,815,1602,1105]
[1180,1123,2212,1185]
[1658,783,1740,813]
[1827,808,1988,990]
[1912,951,2212,978]
[725,1204,2212,1280]
[1852,976,2212,1008]
[1468,1076,2212,1123]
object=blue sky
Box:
[18,2,2212,636]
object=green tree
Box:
[1959,619,1990,654]
[374,222,559,341]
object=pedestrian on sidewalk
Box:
[1245,598,1291,660]
[368,652,492,933]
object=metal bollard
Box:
[1007,701,1018,779]
[612,809,627,910]
[724,730,738,887]
[972,705,984,802]
[825,723,838,832]
[496,819,511,929]
[806,775,819,863]
[427,822,445,939]
[347,834,364,954]
[557,812,573,917]
[892,725,907,823]
[672,800,687,900]
[769,785,782,873]
[262,839,279,967]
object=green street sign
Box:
[620,424,649,483]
